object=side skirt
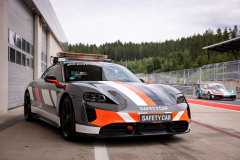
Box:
[32,113,60,128]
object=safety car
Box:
[24,52,191,140]
[196,83,236,100]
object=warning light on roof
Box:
[56,52,110,61]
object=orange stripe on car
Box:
[35,88,41,102]
[114,81,156,106]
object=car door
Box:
[38,64,64,126]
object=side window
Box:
[50,65,63,82]
[42,66,54,79]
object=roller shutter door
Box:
[8,0,34,109]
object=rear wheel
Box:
[207,92,212,100]
[61,96,75,141]
[24,92,33,121]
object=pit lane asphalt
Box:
[0,101,240,160]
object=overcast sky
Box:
[50,0,240,46]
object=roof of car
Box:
[61,60,122,67]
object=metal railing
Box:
[136,60,240,85]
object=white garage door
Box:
[8,0,34,109]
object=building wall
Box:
[47,32,64,67]
[0,0,9,114]
[0,0,67,115]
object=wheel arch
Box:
[58,92,71,117]
[24,89,29,102]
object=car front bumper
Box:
[212,94,236,100]
[75,108,191,137]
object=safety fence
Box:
[135,60,240,95]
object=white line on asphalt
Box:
[94,141,109,160]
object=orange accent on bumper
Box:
[90,109,125,127]
[91,108,190,127]
[179,110,191,123]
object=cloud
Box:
[50,0,240,45]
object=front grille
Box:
[170,121,189,133]
[214,95,236,99]
[136,123,167,130]
[100,123,135,135]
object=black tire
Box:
[207,92,212,100]
[24,92,33,121]
[196,91,201,99]
[61,96,75,141]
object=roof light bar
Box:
[56,52,109,61]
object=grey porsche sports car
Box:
[24,55,191,140]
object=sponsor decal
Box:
[139,106,169,111]
[31,100,42,108]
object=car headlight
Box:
[230,90,235,93]
[177,95,186,104]
[83,93,106,102]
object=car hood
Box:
[71,81,188,112]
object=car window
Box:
[65,64,141,82]
[65,65,102,81]
[216,85,226,89]
[41,66,54,79]
[50,65,63,82]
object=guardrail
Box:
[135,60,240,85]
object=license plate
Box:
[140,113,172,123]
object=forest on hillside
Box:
[68,25,240,73]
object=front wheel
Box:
[61,96,75,141]
[24,92,33,121]
[207,92,212,100]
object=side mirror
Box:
[227,87,229,90]
[44,75,57,83]
[44,75,66,90]
[140,79,148,84]
[203,87,207,89]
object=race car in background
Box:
[24,52,191,141]
[196,83,236,100]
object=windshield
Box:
[65,64,141,82]
[208,84,226,90]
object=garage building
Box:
[0,0,68,114]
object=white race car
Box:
[196,83,236,100]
